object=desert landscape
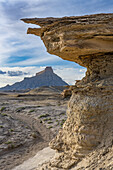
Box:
[0,1,113,169]
[0,87,69,170]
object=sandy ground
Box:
[12,147,55,170]
[0,87,69,170]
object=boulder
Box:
[61,86,72,98]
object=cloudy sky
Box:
[0,0,113,87]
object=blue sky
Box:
[0,0,113,87]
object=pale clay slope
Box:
[12,147,55,170]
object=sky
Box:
[0,0,113,87]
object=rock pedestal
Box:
[22,13,113,169]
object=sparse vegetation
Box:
[62,119,66,123]
[5,141,12,144]
[0,107,6,112]
[47,121,53,124]
[48,126,52,129]
[1,113,7,116]
[43,118,52,121]
[1,102,9,105]
[10,129,14,132]
[8,144,15,149]
[16,107,25,112]
[60,119,66,126]
[0,85,68,169]
[56,122,59,126]
[29,109,35,113]
[39,114,50,118]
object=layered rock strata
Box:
[22,13,113,169]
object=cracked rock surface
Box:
[22,13,113,169]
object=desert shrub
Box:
[1,107,6,112]
[48,126,52,129]
[1,113,7,116]
[16,107,25,112]
[43,118,52,121]
[5,141,12,144]
[39,114,50,118]
[60,119,66,126]
[56,121,59,126]
[7,144,15,149]
[40,120,42,123]
[10,129,14,132]
[47,121,52,124]
[2,102,9,105]
[29,109,35,113]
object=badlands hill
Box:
[0,67,68,91]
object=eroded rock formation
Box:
[22,13,113,169]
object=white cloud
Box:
[0,66,41,87]
[0,0,113,67]
[10,54,60,66]
[54,67,86,85]
[7,70,28,76]
[0,0,112,87]
[0,1,58,66]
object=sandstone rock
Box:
[61,86,72,98]
[22,13,113,169]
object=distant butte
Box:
[0,67,68,91]
[22,13,113,169]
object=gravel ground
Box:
[0,88,69,170]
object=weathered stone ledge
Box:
[22,13,113,169]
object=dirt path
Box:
[12,113,54,141]
[0,89,69,170]
[0,113,54,170]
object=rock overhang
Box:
[21,13,113,68]
[21,13,113,169]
